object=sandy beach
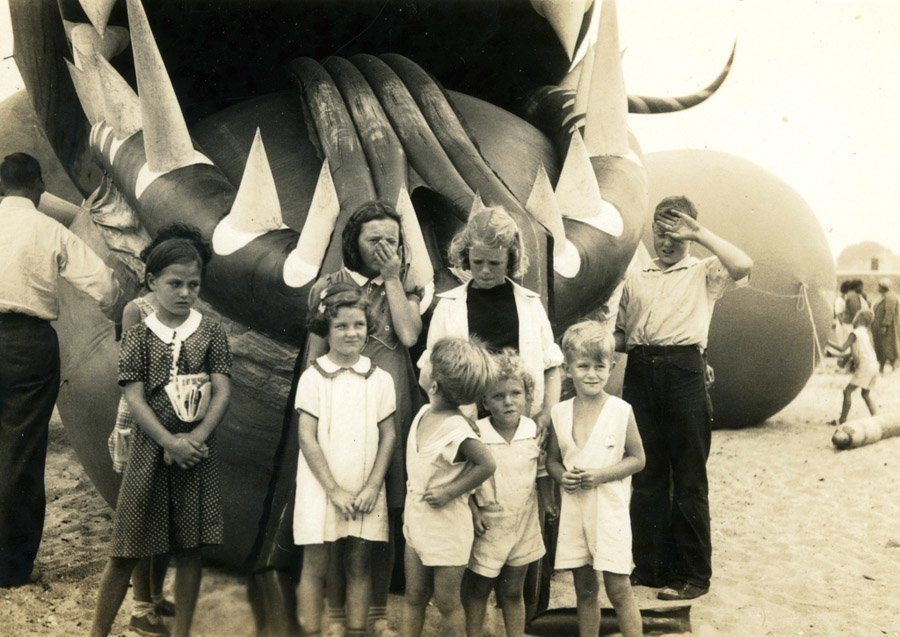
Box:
[1,361,898,636]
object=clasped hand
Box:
[164,434,209,469]
[561,467,606,492]
[328,485,380,520]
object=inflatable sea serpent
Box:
[7,0,833,630]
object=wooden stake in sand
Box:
[831,415,900,450]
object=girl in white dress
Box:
[403,337,496,637]
[546,322,645,637]
[295,283,397,637]
[828,308,879,425]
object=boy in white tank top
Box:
[547,321,646,637]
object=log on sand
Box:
[832,415,900,450]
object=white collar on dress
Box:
[475,416,537,443]
[316,354,372,376]
[347,269,384,287]
[144,309,202,343]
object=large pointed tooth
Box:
[78,0,117,36]
[468,191,487,217]
[212,129,286,256]
[65,58,104,125]
[531,0,590,61]
[525,164,581,278]
[573,42,595,117]
[283,161,341,288]
[570,0,601,71]
[126,0,194,173]
[555,131,623,237]
[525,164,566,256]
[395,187,435,302]
[71,23,131,62]
[583,0,629,156]
[93,51,142,139]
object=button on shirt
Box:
[616,255,748,350]
[0,196,119,320]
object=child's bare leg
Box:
[91,556,140,636]
[150,554,170,601]
[402,547,433,637]
[369,511,399,634]
[325,544,347,633]
[433,566,466,636]
[603,572,642,637]
[572,565,600,637]
[840,384,856,423]
[172,547,202,637]
[460,569,493,637]
[299,544,330,635]
[344,538,372,633]
[131,557,154,603]
[861,388,877,416]
[495,564,529,637]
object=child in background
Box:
[295,283,398,637]
[107,225,206,634]
[91,231,232,637]
[461,349,546,637]
[546,322,645,637]
[828,308,879,425]
[403,338,496,637]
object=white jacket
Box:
[418,279,563,415]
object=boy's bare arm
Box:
[422,438,496,507]
[660,211,753,280]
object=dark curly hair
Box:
[142,224,212,288]
[341,201,404,274]
[307,282,375,339]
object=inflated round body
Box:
[641,149,834,428]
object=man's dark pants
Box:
[0,313,60,586]
[623,345,712,589]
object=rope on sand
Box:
[744,282,825,375]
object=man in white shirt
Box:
[0,153,120,587]
[615,196,752,601]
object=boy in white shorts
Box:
[547,321,645,637]
[462,350,547,637]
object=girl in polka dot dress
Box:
[294,282,398,637]
[107,225,205,634]
[91,230,232,637]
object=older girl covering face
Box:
[419,206,562,429]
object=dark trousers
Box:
[0,314,59,586]
[623,346,712,588]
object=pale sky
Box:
[2,0,898,259]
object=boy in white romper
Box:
[546,322,646,637]
[462,350,547,637]
[403,337,497,637]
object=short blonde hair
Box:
[484,348,535,406]
[447,206,528,278]
[561,320,614,364]
[430,337,494,407]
